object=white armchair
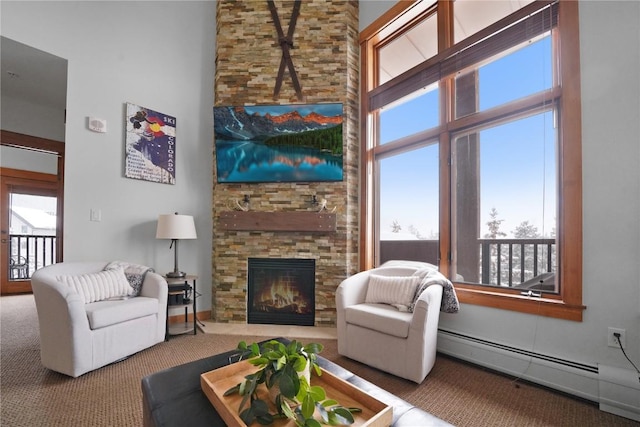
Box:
[31,261,168,377]
[336,263,443,383]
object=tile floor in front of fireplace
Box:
[198,321,337,340]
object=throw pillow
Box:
[365,274,422,311]
[58,267,131,303]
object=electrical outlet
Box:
[608,327,626,348]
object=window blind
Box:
[369,0,558,112]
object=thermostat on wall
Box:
[88,117,107,133]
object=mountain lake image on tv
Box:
[214,103,343,183]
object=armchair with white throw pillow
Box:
[31,261,168,377]
[336,260,458,383]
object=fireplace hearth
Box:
[247,258,315,326]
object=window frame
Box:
[359,0,584,321]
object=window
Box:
[360,0,583,321]
[380,86,439,144]
[378,142,440,265]
[378,10,438,85]
[452,110,557,289]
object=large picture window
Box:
[360,0,583,320]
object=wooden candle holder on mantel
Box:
[219,211,336,232]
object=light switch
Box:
[90,209,102,222]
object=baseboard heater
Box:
[439,329,598,373]
[437,328,600,403]
[438,329,640,422]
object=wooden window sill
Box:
[454,285,585,321]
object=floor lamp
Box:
[156,213,197,278]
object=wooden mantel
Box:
[220,211,336,232]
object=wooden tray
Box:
[201,360,392,427]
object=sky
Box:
[379,36,555,240]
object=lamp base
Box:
[166,271,186,278]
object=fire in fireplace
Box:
[247,258,315,326]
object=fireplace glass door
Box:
[247,258,315,326]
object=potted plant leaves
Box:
[224,339,359,426]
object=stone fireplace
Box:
[247,258,315,326]
[211,1,359,327]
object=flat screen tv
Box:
[214,103,343,183]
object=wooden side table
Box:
[164,275,198,340]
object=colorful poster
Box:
[125,102,176,184]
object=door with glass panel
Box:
[1,172,59,294]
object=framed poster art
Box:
[125,102,177,184]
[214,103,343,183]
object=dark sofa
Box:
[141,338,453,427]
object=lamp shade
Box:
[156,213,197,240]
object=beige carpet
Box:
[1,294,635,427]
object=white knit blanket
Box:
[412,268,460,313]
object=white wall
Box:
[0,145,58,175]
[1,1,216,312]
[361,0,640,387]
[359,0,396,30]
[1,91,64,175]
[1,95,66,141]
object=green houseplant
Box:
[224,340,359,426]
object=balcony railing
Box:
[380,238,556,288]
[479,238,555,287]
[8,234,57,280]
[379,239,439,266]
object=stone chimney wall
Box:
[212,0,359,326]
